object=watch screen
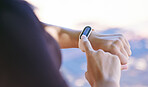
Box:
[80,26,92,39]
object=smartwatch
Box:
[79,26,92,52]
[79,26,92,39]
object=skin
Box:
[81,35,121,87]
[43,23,131,87]
[43,23,131,66]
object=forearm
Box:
[43,23,80,48]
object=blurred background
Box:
[26,0,148,87]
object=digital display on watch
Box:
[80,26,92,39]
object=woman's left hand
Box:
[88,31,131,65]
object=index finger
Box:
[81,35,94,53]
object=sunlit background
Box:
[26,0,148,87]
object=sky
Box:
[26,0,148,37]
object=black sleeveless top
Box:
[0,0,68,87]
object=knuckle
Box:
[113,55,119,60]
[87,50,94,55]
[111,44,117,51]
[110,45,120,55]
[105,52,110,55]
[119,36,124,41]
[97,49,104,55]
[114,39,122,47]
[89,50,94,54]
[116,39,122,44]
[104,52,111,56]
[96,50,105,57]
[112,55,120,62]
[121,58,128,65]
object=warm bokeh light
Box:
[27,0,148,37]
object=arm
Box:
[43,23,80,48]
[43,23,131,65]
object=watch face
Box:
[80,26,92,39]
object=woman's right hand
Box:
[80,35,123,87]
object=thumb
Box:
[81,35,94,53]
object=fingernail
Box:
[81,35,86,39]
[122,64,128,70]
